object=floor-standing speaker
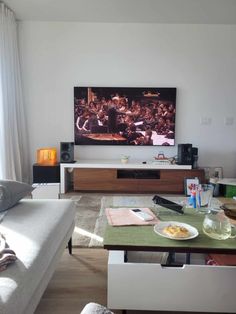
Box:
[60,142,74,163]
[177,144,192,165]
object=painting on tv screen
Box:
[74,87,176,146]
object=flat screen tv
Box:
[74,87,176,146]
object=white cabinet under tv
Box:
[60,160,205,194]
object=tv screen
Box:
[74,87,176,146]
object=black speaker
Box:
[33,164,60,183]
[60,142,74,163]
[177,143,193,165]
[192,147,198,157]
[192,147,198,168]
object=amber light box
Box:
[37,148,57,165]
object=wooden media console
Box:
[71,162,205,193]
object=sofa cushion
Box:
[80,302,114,314]
[0,180,34,212]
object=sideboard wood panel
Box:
[73,168,205,193]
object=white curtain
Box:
[0,2,30,182]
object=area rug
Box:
[68,194,104,247]
[68,194,156,248]
[67,194,222,248]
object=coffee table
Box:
[102,195,236,313]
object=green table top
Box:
[103,207,236,254]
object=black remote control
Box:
[152,195,184,214]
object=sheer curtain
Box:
[0,2,30,182]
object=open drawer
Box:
[108,250,236,312]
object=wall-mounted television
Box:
[74,87,176,146]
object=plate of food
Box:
[154,221,199,240]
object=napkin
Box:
[106,207,159,226]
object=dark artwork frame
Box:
[74,87,176,146]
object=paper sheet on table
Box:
[105,207,159,226]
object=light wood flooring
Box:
[34,248,221,314]
[35,248,108,314]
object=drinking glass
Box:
[196,184,214,214]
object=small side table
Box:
[33,163,60,184]
[32,163,60,199]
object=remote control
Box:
[130,208,154,221]
[152,195,184,214]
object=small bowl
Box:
[121,157,129,164]
[221,203,236,219]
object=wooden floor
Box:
[35,248,108,314]
[34,248,221,314]
[34,248,164,314]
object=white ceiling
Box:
[3,0,236,24]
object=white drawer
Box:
[108,250,236,312]
[32,183,60,199]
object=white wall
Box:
[18,22,236,177]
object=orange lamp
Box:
[37,147,57,165]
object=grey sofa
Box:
[0,199,75,314]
